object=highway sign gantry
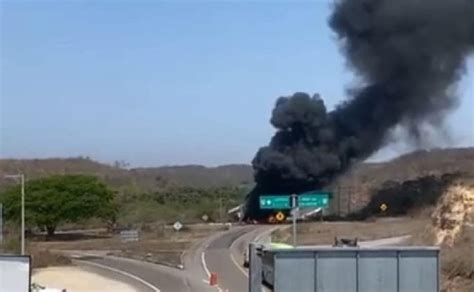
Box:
[259,195,291,209]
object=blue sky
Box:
[1,1,473,167]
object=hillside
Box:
[342,147,474,187]
[0,157,253,191]
[130,164,253,189]
[329,147,474,214]
[0,158,131,191]
[1,147,473,195]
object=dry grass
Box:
[440,227,474,292]
[274,217,430,245]
[30,224,227,267]
[29,248,72,269]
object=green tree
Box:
[0,175,116,236]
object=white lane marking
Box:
[228,228,255,276]
[79,260,161,292]
[230,252,248,276]
[201,252,211,277]
[201,252,223,292]
[229,227,268,277]
[254,229,266,242]
[228,227,274,292]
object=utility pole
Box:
[4,174,25,255]
[21,174,25,255]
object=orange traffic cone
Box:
[209,272,218,286]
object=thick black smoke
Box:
[244,0,474,220]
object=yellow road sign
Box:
[275,212,285,221]
[380,203,388,212]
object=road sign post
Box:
[259,191,331,248]
[0,203,3,244]
[291,194,297,247]
[173,221,183,232]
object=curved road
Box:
[70,225,411,292]
[68,225,264,292]
[191,224,411,292]
[185,225,273,292]
[70,252,214,292]
[203,227,253,291]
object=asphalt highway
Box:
[69,225,264,292]
[203,227,252,291]
[71,252,214,292]
[200,225,274,292]
[69,225,411,292]
[198,224,411,292]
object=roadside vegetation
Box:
[0,173,247,268]
[1,147,473,290]
[1,175,116,236]
[0,175,248,234]
[115,185,248,226]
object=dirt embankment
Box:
[432,182,474,246]
[429,180,474,292]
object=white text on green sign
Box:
[298,192,330,208]
[259,195,291,209]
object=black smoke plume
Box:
[244,0,474,220]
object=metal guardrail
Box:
[250,244,440,292]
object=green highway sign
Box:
[259,195,291,209]
[298,192,330,208]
